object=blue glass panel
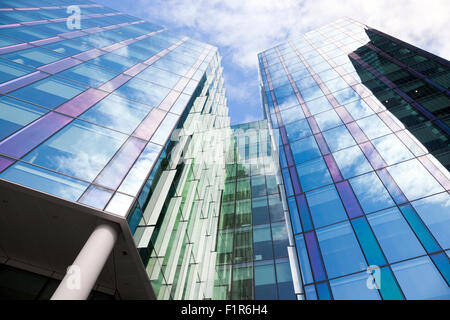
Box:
[0,26,52,42]
[305,96,333,115]
[272,222,289,258]
[9,76,88,109]
[285,119,311,141]
[295,234,314,284]
[357,115,392,140]
[287,197,302,234]
[317,221,367,278]
[138,65,182,89]
[282,168,294,197]
[372,134,415,166]
[314,109,343,131]
[333,145,372,179]
[333,87,360,105]
[306,185,347,228]
[291,136,321,164]
[322,125,356,152]
[324,77,349,93]
[80,94,151,134]
[351,217,387,266]
[0,162,88,201]
[58,63,120,88]
[330,272,381,300]
[430,253,450,285]
[114,77,171,107]
[344,99,374,120]
[279,105,305,124]
[399,204,442,253]
[304,285,317,300]
[387,159,444,201]
[316,282,332,300]
[411,193,450,250]
[254,261,277,300]
[253,224,273,261]
[296,158,332,192]
[2,47,65,68]
[22,120,127,182]
[378,267,404,300]
[0,59,34,83]
[391,256,450,300]
[367,207,426,263]
[42,39,92,56]
[349,172,395,214]
[275,259,296,300]
[0,96,48,141]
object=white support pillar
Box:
[51,222,119,300]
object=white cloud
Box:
[140,0,450,69]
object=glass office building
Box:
[0,1,449,301]
[258,17,449,300]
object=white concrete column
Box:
[51,222,119,300]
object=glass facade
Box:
[0,2,449,301]
[258,17,450,300]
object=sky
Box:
[94,0,450,125]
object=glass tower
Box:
[258,17,450,300]
[0,1,449,301]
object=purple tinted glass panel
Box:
[94,137,147,189]
[0,112,72,158]
[364,97,384,113]
[376,168,408,205]
[56,88,108,117]
[301,104,312,118]
[159,90,181,111]
[323,154,343,182]
[280,127,289,145]
[22,20,48,26]
[103,42,124,52]
[314,133,330,155]
[173,77,189,92]
[124,63,148,77]
[98,74,132,92]
[38,57,82,74]
[78,185,114,210]
[60,30,86,39]
[336,181,363,219]
[283,145,294,167]
[296,194,313,231]
[378,112,402,132]
[304,231,327,282]
[289,166,302,195]
[133,108,166,141]
[0,43,32,54]
[335,106,354,124]
[30,36,61,46]
[359,141,387,170]
[346,122,368,144]
[72,49,104,61]
[307,117,320,134]
[0,156,14,173]
[0,71,48,94]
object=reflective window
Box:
[314,109,343,131]
[324,77,349,93]
[333,87,360,105]
[0,162,88,201]
[372,134,414,166]
[291,136,321,164]
[280,105,305,124]
[322,125,356,152]
[295,234,314,284]
[285,119,311,141]
[296,158,332,192]
[391,256,450,300]
[344,99,374,120]
[305,96,333,115]
[306,185,347,228]
[412,193,450,249]
[115,77,171,107]
[2,47,64,68]
[59,63,120,88]
[9,76,87,109]
[253,224,273,261]
[333,145,372,179]
[367,207,426,263]
[0,59,34,83]
[252,196,270,225]
[357,115,392,140]
[22,120,127,182]
[80,94,151,134]
[317,221,367,278]
[349,172,395,213]
[138,65,182,89]
[251,175,267,198]
[387,159,444,201]
[0,96,48,141]
[254,261,277,299]
[89,52,140,72]
[330,272,381,300]
[271,222,289,258]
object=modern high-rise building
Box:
[0,1,448,300]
